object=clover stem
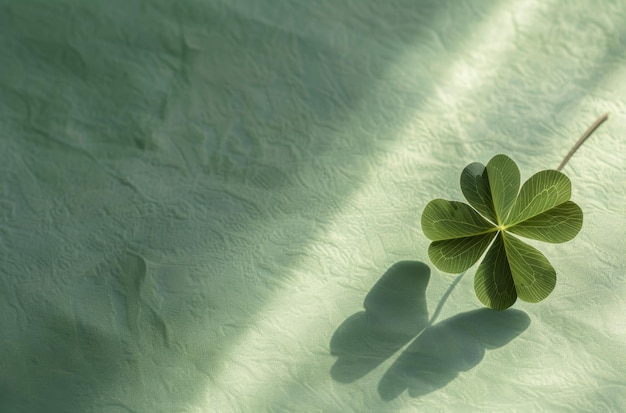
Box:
[557,112,610,171]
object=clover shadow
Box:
[378,308,530,400]
[330,261,430,382]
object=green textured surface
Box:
[1,1,625,412]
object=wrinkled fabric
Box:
[1,0,625,412]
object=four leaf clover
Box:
[421,154,583,310]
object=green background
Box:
[1,1,625,412]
